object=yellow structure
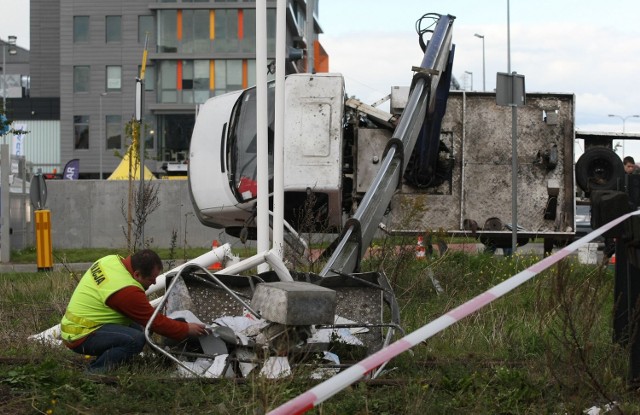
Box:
[107,150,155,180]
[35,209,53,271]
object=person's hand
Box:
[186,322,208,337]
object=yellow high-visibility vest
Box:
[60,255,144,342]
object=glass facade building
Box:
[49,0,328,178]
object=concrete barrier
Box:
[43,180,216,249]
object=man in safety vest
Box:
[60,249,208,373]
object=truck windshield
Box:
[227,82,275,202]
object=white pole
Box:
[256,0,270,273]
[2,41,5,107]
[0,144,10,262]
[306,0,315,72]
[99,92,106,179]
[474,33,486,91]
[508,0,518,254]
[481,36,486,91]
[2,36,17,146]
[2,41,6,146]
[272,0,286,257]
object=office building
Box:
[28,0,327,178]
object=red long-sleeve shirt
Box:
[107,286,189,340]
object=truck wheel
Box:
[575,147,624,193]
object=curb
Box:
[0,259,185,274]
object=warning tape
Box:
[268,209,640,415]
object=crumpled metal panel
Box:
[163,271,386,352]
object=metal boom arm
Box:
[320,13,456,277]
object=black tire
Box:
[575,147,624,193]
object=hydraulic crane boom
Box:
[320,13,456,276]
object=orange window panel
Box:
[242,60,248,89]
[177,10,183,40]
[177,60,183,90]
[214,59,216,91]
[238,9,244,40]
[314,40,330,73]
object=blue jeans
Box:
[72,323,146,373]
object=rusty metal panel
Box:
[387,91,575,236]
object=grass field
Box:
[1,242,638,414]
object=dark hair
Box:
[131,249,163,278]
[624,156,635,165]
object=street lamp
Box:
[99,92,107,179]
[608,114,640,157]
[608,114,640,133]
[474,33,486,91]
[464,70,473,91]
[2,35,17,114]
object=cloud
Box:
[321,17,640,132]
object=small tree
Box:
[119,118,159,253]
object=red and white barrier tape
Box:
[269,209,640,415]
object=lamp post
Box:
[609,114,640,157]
[608,114,640,133]
[2,35,17,145]
[474,33,486,91]
[464,71,473,91]
[99,92,107,179]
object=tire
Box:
[575,147,624,193]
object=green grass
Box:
[1,245,638,414]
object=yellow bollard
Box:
[35,209,53,271]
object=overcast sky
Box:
[3,0,640,156]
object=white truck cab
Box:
[189,73,345,237]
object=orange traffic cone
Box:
[416,235,426,259]
[208,240,223,270]
[610,254,616,265]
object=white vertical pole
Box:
[1,144,10,262]
[256,0,270,273]
[2,43,6,146]
[99,93,106,179]
[306,0,315,73]
[272,0,286,257]
[507,0,518,253]
[481,36,486,92]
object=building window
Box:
[194,60,210,103]
[106,66,122,91]
[73,66,90,93]
[214,60,242,95]
[144,117,156,150]
[267,9,276,53]
[74,115,90,149]
[106,115,122,150]
[158,10,178,53]
[240,9,255,53]
[139,65,155,91]
[182,10,210,53]
[182,61,194,104]
[73,16,90,43]
[138,15,155,43]
[246,60,274,88]
[213,9,238,53]
[106,16,122,43]
[159,60,177,103]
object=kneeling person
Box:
[60,249,207,373]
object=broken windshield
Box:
[227,82,275,203]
